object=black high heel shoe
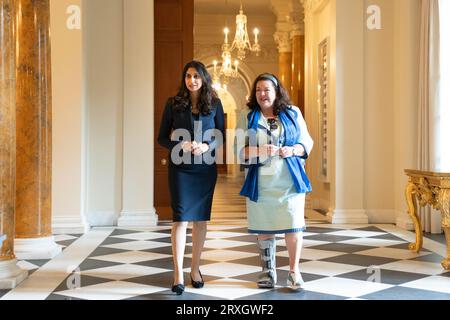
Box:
[171,283,185,295]
[190,271,204,289]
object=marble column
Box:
[274,31,292,96]
[291,34,302,108]
[14,0,61,259]
[289,9,305,114]
[0,0,28,289]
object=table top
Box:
[405,169,450,178]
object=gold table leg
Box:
[443,227,450,270]
[439,189,450,270]
[405,182,423,252]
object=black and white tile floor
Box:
[1,219,449,300]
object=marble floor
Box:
[1,215,449,301]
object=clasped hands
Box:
[247,144,304,159]
[181,141,209,156]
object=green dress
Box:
[236,106,313,234]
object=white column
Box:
[0,259,28,290]
[14,237,62,260]
[51,0,90,234]
[119,0,158,227]
[327,0,368,224]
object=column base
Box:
[396,211,414,230]
[0,259,28,289]
[326,209,369,224]
[117,209,158,228]
[52,216,90,234]
[14,236,62,260]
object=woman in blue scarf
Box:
[236,73,313,290]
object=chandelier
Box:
[224,4,260,61]
[212,45,239,89]
[213,2,260,88]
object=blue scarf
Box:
[239,108,312,202]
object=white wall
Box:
[331,0,367,223]
[51,0,88,233]
[363,0,396,223]
[84,0,124,226]
[393,0,420,229]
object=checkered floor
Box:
[1,219,449,300]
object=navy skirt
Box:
[168,163,217,222]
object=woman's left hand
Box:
[192,142,209,156]
[279,146,295,158]
[279,144,305,158]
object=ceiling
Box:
[194,0,273,15]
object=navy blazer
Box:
[158,98,225,164]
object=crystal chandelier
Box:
[212,52,239,90]
[212,2,260,88]
[224,3,261,60]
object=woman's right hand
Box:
[181,141,193,153]
[245,144,279,160]
[260,144,280,158]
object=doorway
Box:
[192,1,278,219]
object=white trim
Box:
[0,259,28,289]
[86,211,117,227]
[14,236,62,260]
[326,209,368,224]
[52,216,90,234]
[117,209,158,228]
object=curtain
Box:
[439,1,450,172]
[418,0,441,233]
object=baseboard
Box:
[117,209,158,227]
[86,211,118,227]
[326,209,369,224]
[52,215,90,234]
[365,209,397,224]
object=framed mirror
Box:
[318,38,330,182]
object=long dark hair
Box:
[246,73,292,115]
[171,60,218,115]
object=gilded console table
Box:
[405,169,450,270]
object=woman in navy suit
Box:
[158,60,225,295]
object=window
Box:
[439,0,450,171]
